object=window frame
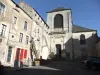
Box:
[0,24,6,37]
[24,21,27,30]
[80,34,86,45]
[7,46,12,63]
[19,33,23,43]
[13,16,17,25]
[0,2,5,16]
[26,35,29,45]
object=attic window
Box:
[35,14,37,16]
[36,21,39,25]
[38,17,40,20]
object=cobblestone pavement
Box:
[2,61,100,75]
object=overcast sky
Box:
[15,0,100,36]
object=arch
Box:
[80,34,86,44]
[54,14,63,28]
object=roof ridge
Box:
[47,7,71,13]
[73,24,96,33]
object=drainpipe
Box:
[71,10,74,61]
[72,34,74,61]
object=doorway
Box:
[81,48,88,60]
[56,44,61,57]
[14,48,20,68]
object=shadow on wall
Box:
[47,33,98,61]
[64,33,98,60]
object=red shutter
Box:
[24,50,27,58]
[15,48,18,60]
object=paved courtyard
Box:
[2,61,100,75]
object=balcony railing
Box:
[49,28,67,35]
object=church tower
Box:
[47,7,72,33]
[47,7,73,60]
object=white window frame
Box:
[0,2,5,16]
[26,35,29,44]
[19,33,23,43]
[24,21,27,30]
[7,46,12,63]
[0,24,6,37]
[13,16,17,25]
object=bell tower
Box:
[47,7,73,60]
[47,7,72,33]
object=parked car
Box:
[80,56,100,70]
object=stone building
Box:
[19,1,50,60]
[0,0,99,67]
[0,0,33,67]
[0,0,50,67]
[47,7,98,60]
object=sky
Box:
[15,0,100,36]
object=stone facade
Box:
[0,0,50,67]
[19,1,50,60]
[0,0,33,67]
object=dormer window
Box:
[0,2,5,16]
[13,16,17,24]
[24,21,27,30]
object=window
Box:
[54,14,63,28]
[0,24,6,37]
[38,17,39,20]
[24,21,27,30]
[0,2,5,15]
[35,14,37,16]
[19,33,23,43]
[13,16,17,24]
[7,46,12,62]
[26,35,29,44]
[80,34,86,44]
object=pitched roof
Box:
[47,7,71,13]
[73,25,96,33]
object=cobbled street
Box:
[3,61,100,75]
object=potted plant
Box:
[34,58,40,66]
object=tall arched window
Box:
[54,14,63,28]
[80,34,86,44]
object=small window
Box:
[13,16,17,24]
[19,33,23,43]
[26,35,29,44]
[0,24,6,37]
[24,21,27,30]
[35,14,37,16]
[38,17,39,20]
[36,21,39,25]
[80,34,86,44]
[0,2,5,15]
[7,46,12,62]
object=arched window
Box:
[80,34,86,44]
[54,14,63,28]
